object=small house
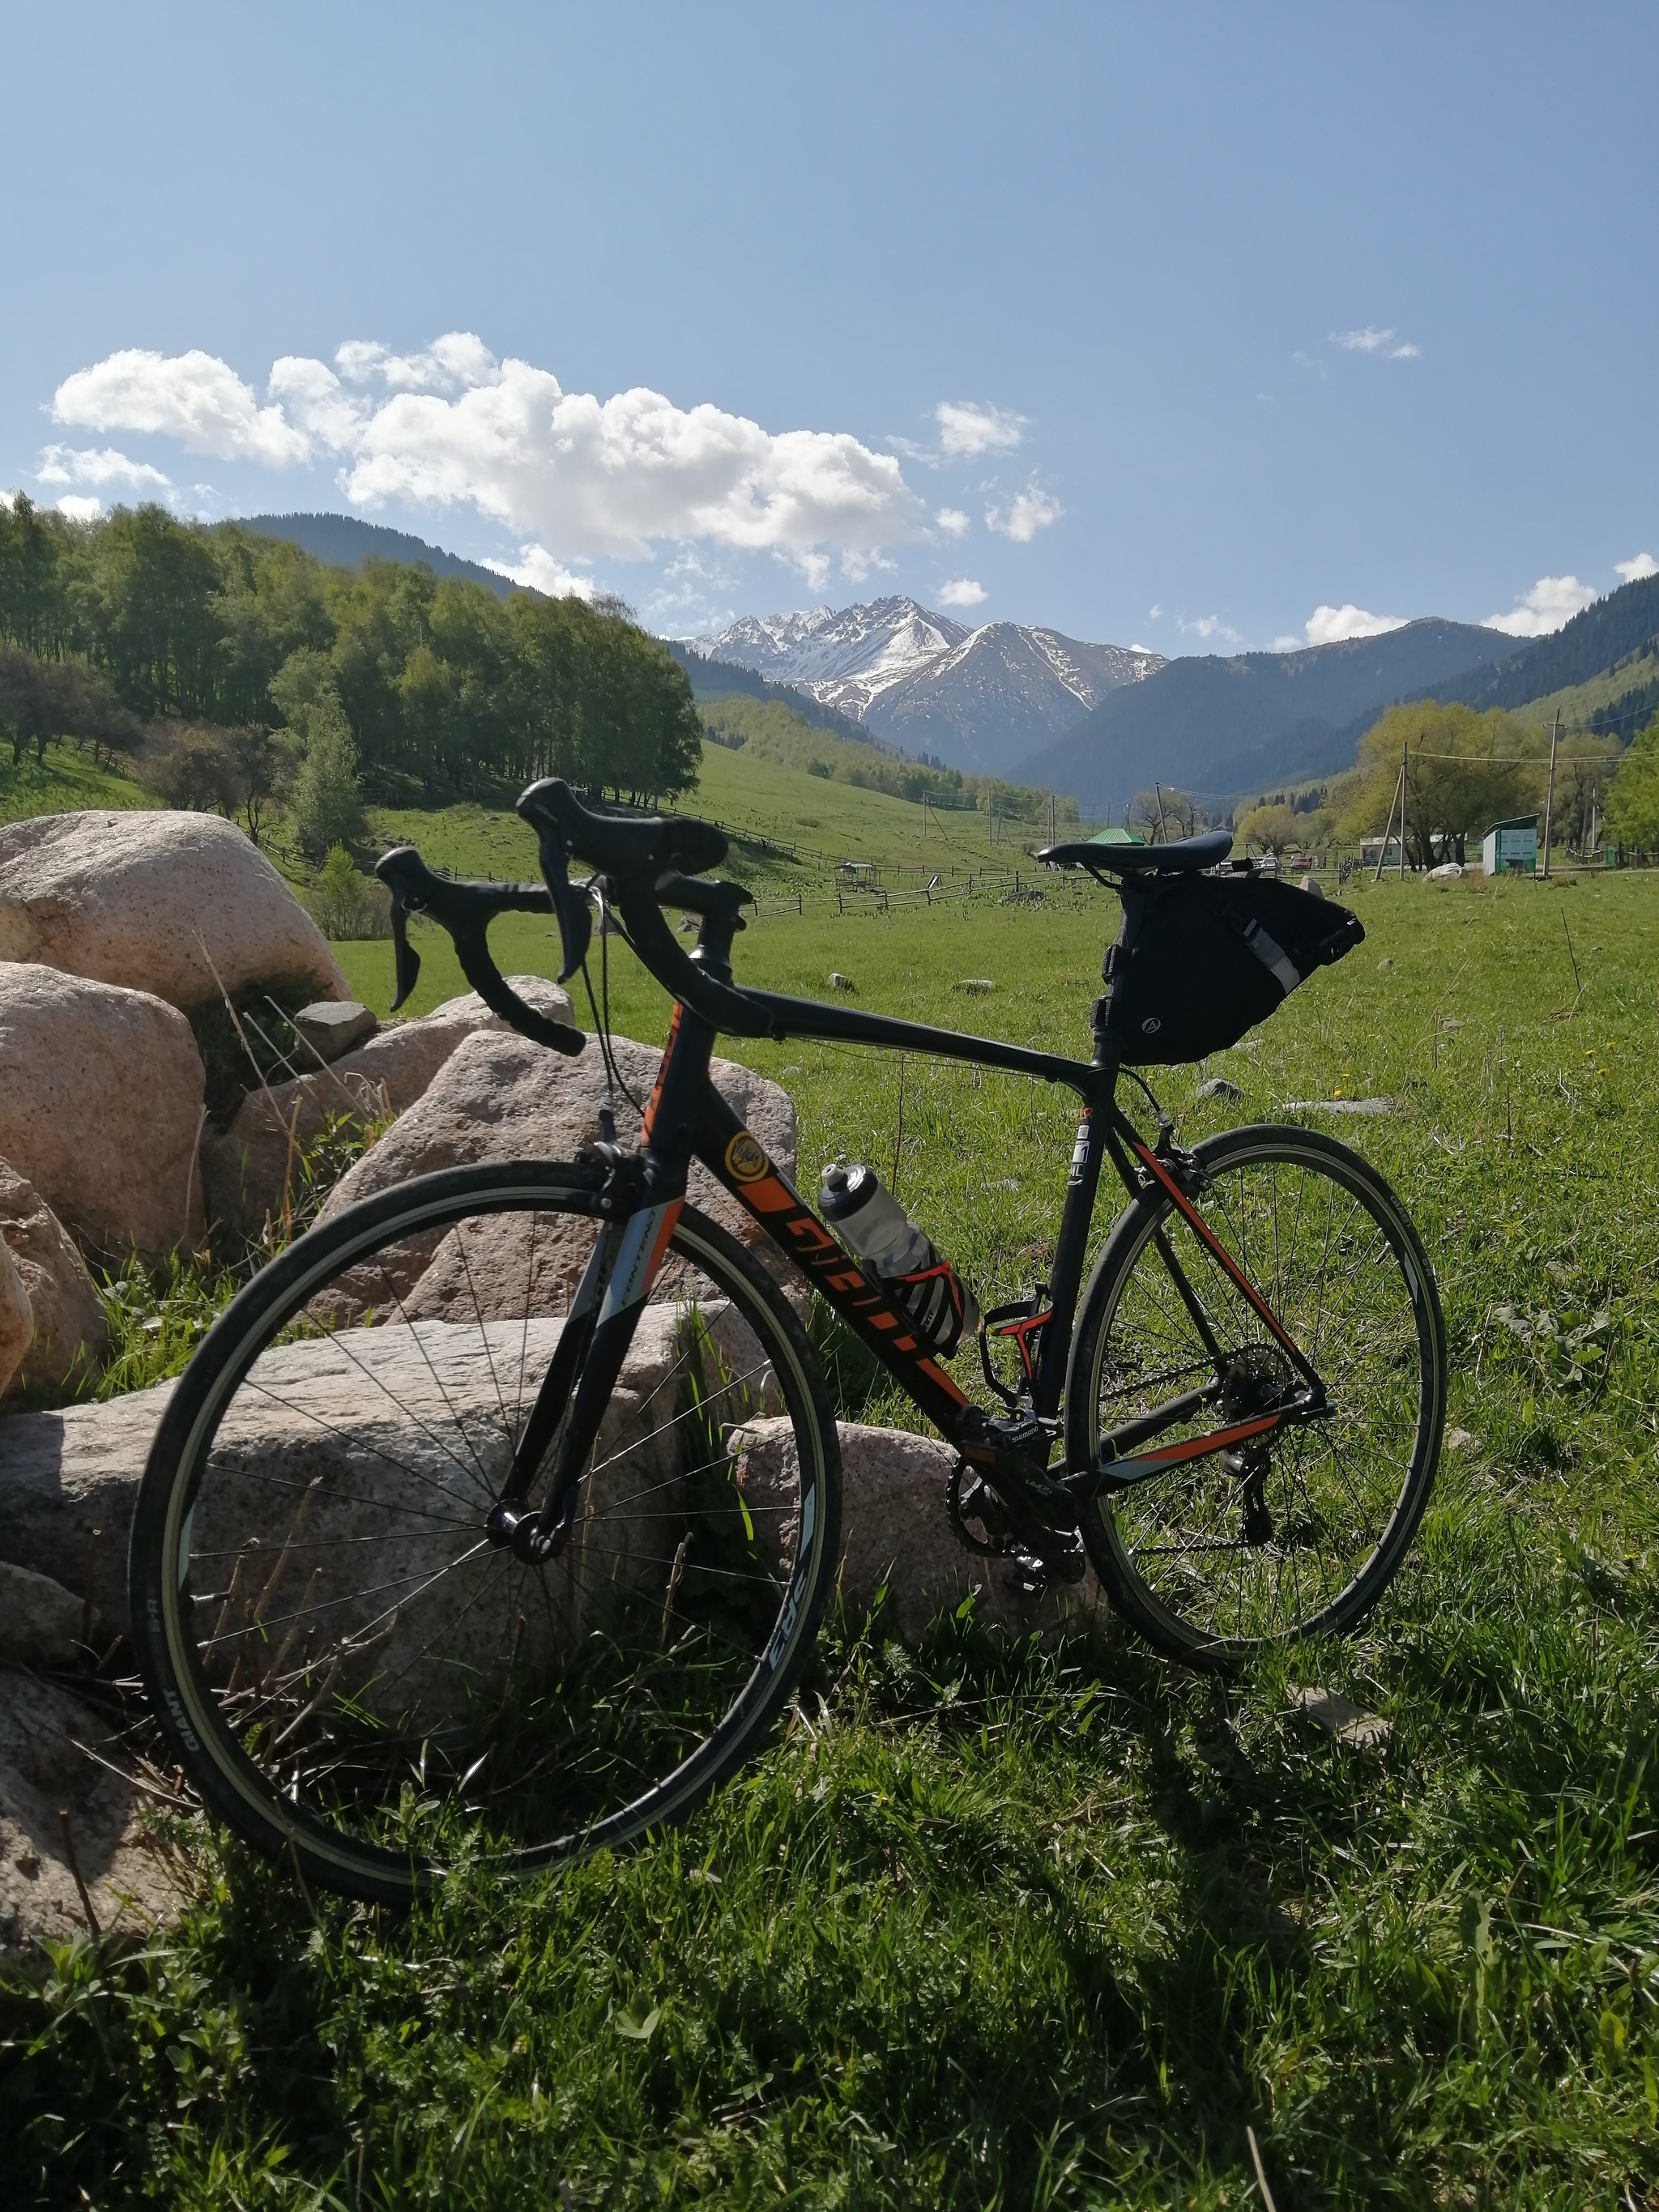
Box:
[1481,816,1537,875]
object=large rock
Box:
[316,1028,797,1286]
[0,965,205,1259]
[733,1420,1103,1645]
[0,1237,30,1400]
[0,1668,190,1954]
[202,976,575,1238]
[0,1386,164,1642]
[0,810,348,1014]
[0,1560,82,1664]
[0,1161,109,1399]
[0,1300,759,1654]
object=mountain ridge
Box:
[228,512,527,599]
[1432,572,1659,712]
[1014,619,1529,813]
[697,595,1162,774]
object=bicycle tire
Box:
[1064,1123,1445,1666]
[129,1161,841,1903]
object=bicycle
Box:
[130,779,1447,1902]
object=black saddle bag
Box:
[1099,870,1364,1066]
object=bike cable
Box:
[578,880,645,1122]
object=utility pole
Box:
[1541,710,1560,879]
[1372,755,1403,885]
[1154,782,1169,842]
[1398,739,1409,880]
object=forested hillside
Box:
[1435,571,1659,714]
[698,691,1081,825]
[235,512,522,599]
[1015,617,1524,815]
[0,498,701,842]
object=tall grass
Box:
[4,869,1656,2207]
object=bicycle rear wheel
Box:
[1065,1124,1445,1665]
[129,1161,840,1902]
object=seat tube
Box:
[1032,1077,1112,1420]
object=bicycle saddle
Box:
[1038,830,1233,874]
[518,776,728,880]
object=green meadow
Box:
[5,752,1659,2206]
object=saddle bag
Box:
[1098,869,1364,1067]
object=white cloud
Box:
[56,494,104,522]
[1304,603,1408,646]
[53,347,311,465]
[1272,634,1303,651]
[1147,603,1162,620]
[1615,551,1657,583]
[485,545,595,600]
[1179,614,1243,646]
[985,484,1062,543]
[935,400,1025,458]
[1484,574,1599,637]
[935,506,970,537]
[936,577,987,608]
[1332,326,1420,360]
[49,335,928,573]
[36,443,173,493]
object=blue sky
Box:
[4,2,1655,652]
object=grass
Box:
[0,743,158,825]
[3,774,1659,2205]
[368,736,1038,893]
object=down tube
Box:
[694,1088,978,1440]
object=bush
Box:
[302,844,391,940]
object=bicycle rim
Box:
[1069,1126,1444,1663]
[131,1163,839,1900]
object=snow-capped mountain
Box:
[695,596,1161,775]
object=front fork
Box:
[485,1171,687,1563]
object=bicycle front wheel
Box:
[129,1162,841,1902]
[1064,1123,1445,1665]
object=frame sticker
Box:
[724,1130,770,1183]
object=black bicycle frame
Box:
[485,869,1330,1556]
[596,972,1325,1494]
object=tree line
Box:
[0,497,702,859]
[1224,700,1656,866]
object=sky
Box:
[3,2,1656,654]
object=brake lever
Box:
[386,884,422,1012]
[528,821,594,984]
[373,845,586,1058]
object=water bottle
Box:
[817,1162,979,1357]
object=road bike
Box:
[130,779,1446,1902]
